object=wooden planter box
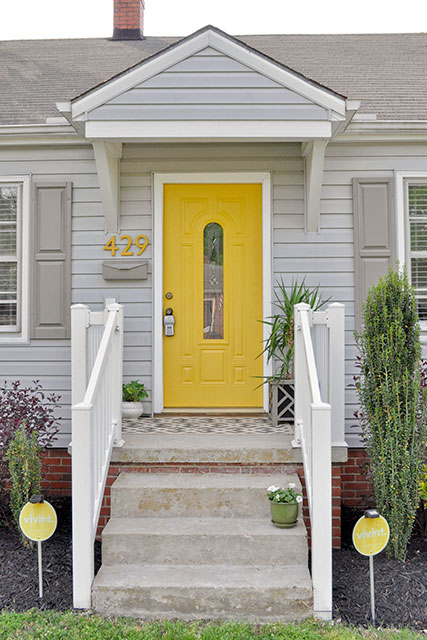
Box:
[269,380,295,426]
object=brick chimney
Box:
[113,0,145,40]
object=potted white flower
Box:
[266,483,303,528]
[122,380,148,419]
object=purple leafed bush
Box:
[0,380,61,484]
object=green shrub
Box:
[356,267,427,559]
[6,424,41,546]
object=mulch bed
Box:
[0,498,101,612]
[0,499,426,629]
[333,506,427,630]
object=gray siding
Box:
[0,144,151,447]
[88,47,328,122]
[2,140,427,448]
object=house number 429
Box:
[103,234,149,257]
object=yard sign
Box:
[19,500,57,599]
[352,511,389,625]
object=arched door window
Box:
[203,222,223,339]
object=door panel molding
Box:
[153,172,272,413]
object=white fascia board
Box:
[56,101,72,113]
[346,99,362,112]
[72,28,345,120]
[0,123,83,146]
[330,99,361,139]
[85,119,332,141]
[337,119,427,142]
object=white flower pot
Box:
[122,401,144,419]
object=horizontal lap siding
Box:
[0,146,96,445]
[89,48,327,122]
[0,144,150,446]
[113,141,427,448]
[324,142,427,446]
[2,141,427,448]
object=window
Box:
[0,185,20,330]
[407,182,427,325]
[0,178,29,341]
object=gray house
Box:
[1,0,426,621]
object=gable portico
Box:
[58,26,359,236]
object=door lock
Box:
[164,308,175,336]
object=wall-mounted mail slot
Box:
[102,260,148,281]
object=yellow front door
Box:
[163,183,263,408]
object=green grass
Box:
[0,611,424,640]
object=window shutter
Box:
[31,182,72,339]
[353,178,396,331]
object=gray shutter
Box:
[31,182,72,339]
[353,178,396,331]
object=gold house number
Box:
[103,234,149,257]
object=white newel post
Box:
[71,304,89,405]
[311,402,332,619]
[71,303,94,608]
[327,303,345,445]
[71,406,94,609]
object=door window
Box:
[203,222,223,339]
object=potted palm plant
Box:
[266,483,303,528]
[122,380,148,419]
[261,279,329,425]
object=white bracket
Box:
[92,141,123,233]
[302,139,328,233]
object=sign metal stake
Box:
[37,540,43,599]
[369,554,375,625]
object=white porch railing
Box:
[71,301,124,609]
[293,301,345,620]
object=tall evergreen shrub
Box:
[356,268,426,560]
[6,425,41,546]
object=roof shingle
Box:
[0,32,426,125]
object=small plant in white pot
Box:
[266,483,303,528]
[122,380,148,419]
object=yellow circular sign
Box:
[352,514,389,556]
[19,501,57,542]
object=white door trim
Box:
[153,172,272,413]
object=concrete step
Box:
[111,432,300,464]
[102,516,308,566]
[92,563,313,621]
[111,472,301,519]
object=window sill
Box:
[0,334,30,345]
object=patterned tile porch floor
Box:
[122,415,293,436]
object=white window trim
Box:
[0,176,30,344]
[395,170,427,337]
[152,172,272,414]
